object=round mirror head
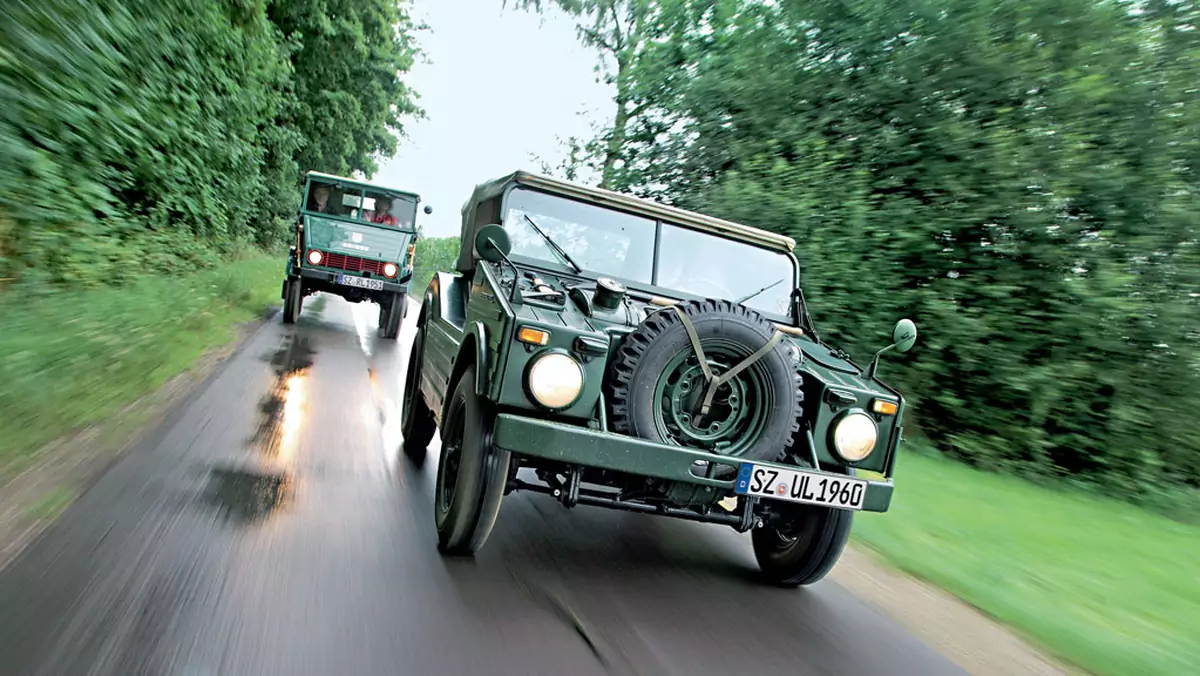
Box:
[893,318,918,353]
[423,204,434,215]
[474,223,512,264]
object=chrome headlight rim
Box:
[525,350,584,410]
[830,409,879,463]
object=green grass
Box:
[853,448,1200,676]
[24,486,78,521]
[0,252,284,478]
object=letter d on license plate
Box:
[735,463,867,511]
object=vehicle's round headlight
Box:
[527,352,583,409]
[383,262,398,278]
[307,249,323,265]
[832,412,878,462]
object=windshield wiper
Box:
[522,214,582,274]
[734,277,786,305]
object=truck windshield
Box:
[305,180,418,230]
[503,187,796,318]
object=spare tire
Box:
[606,299,804,463]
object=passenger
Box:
[371,196,398,226]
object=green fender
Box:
[442,321,491,423]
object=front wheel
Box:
[751,492,854,587]
[400,325,437,465]
[282,278,301,324]
[434,365,510,555]
[380,292,405,340]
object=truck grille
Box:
[320,252,385,276]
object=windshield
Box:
[502,187,797,318]
[505,187,656,281]
[305,179,418,229]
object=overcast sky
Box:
[371,0,613,237]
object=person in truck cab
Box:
[371,196,398,226]
[309,185,344,215]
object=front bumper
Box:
[294,266,411,294]
[492,414,894,513]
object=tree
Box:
[267,0,425,177]
[506,0,662,189]
[553,0,1200,503]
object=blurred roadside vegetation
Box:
[519,0,1200,516]
[411,236,461,297]
[0,253,281,478]
[0,0,424,466]
[856,447,1200,676]
[0,0,423,288]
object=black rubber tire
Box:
[378,302,390,330]
[434,365,510,555]
[380,292,404,340]
[606,298,804,463]
[282,278,301,324]
[752,468,855,587]
[400,323,437,465]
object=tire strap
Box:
[669,306,784,423]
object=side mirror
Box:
[474,223,512,263]
[423,204,434,215]
[863,318,918,379]
[892,318,918,353]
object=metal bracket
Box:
[563,467,581,508]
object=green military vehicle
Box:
[281,171,433,337]
[400,171,917,586]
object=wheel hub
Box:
[653,342,771,455]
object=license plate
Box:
[735,463,867,511]
[336,274,383,291]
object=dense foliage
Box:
[526,0,1200,502]
[0,0,422,289]
[412,235,459,297]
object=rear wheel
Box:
[434,365,510,555]
[752,468,855,586]
[400,324,437,465]
[282,278,301,324]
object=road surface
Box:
[0,295,967,676]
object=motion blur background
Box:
[0,1,1197,675]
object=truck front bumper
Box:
[492,414,894,513]
[294,266,411,294]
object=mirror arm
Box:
[485,237,523,303]
[863,343,896,381]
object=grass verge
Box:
[0,252,283,480]
[853,447,1200,676]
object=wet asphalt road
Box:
[0,295,967,676]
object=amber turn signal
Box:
[872,399,898,416]
[517,327,550,346]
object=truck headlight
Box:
[527,352,583,409]
[832,412,878,462]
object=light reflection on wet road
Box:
[0,295,967,676]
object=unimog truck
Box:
[400,171,917,586]
[281,171,432,338]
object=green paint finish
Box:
[417,170,915,522]
[794,335,904,474]
[493,414,894,512]
[303,215,414,265]
[653,340,772,454]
